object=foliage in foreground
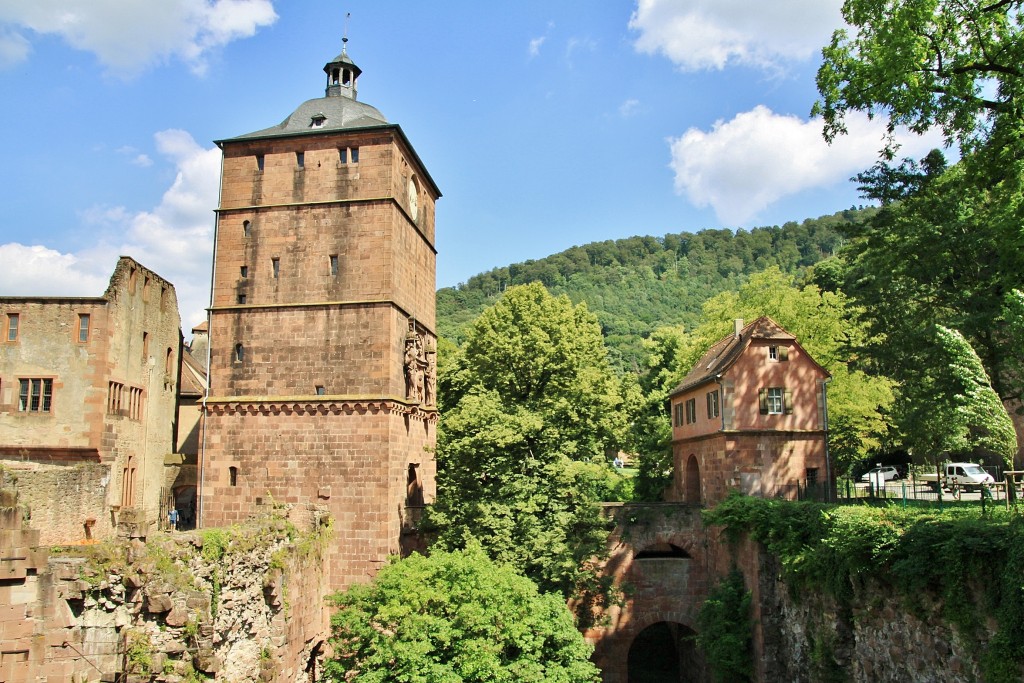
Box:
[704,492,1024,682]
[695,569,753,683]
[324,546,601,683]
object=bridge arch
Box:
[627,620,703,682]
[588,505,712,682]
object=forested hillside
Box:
[437,208,873,369]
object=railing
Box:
[835,474,1020,511]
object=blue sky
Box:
[0,1,942,330]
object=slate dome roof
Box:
[227,95,388,141]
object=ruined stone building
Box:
[200,45,440,590]
[165,321,210,531]
[667,316,831,506]
[0,256,181,543]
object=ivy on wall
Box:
[702,492,1024,683]
[695,568,753,683]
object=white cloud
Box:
[669,106,945,225]
[629,0,844,72]
[0,27,29,67]
[0,244,109,296]
[117,146,154,167]
[619,98,641,118]
[0,0,277,77]
[0,129,218,330]
[528,36,546,58]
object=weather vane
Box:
[342,11,350,54]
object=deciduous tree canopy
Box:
[325,546,601,683]
[431,283,628,603]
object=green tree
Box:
[453,282,628,460]
[836,161,1024,459]
[815,0,1024,155]
[431,283,627,606]
[324,546,601,683]
[632,325,694,500]
[814,0,1024,460]
[898,325,1017,467]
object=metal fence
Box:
[834,471,1023,511]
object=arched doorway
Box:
[685,455,701,505]
[173,486,197,530]
[627,621,703,682]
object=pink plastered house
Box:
[667,317,831,506]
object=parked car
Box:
[861,466,900,483]
[918,462,995,492]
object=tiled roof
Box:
[669,316,795,397]
[179,348,207,398]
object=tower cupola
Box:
[324,38,361,99]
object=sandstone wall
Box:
[1,462,113,545]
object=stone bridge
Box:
[586,503,750,683]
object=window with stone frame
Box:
[78,314,90,343]
[6,313,19,342]
[19,378,53,412]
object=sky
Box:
[0,0,944,331]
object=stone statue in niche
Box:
[424,346,437,406]
[404,332,420,402]
[412,335,425,403]
[404,326,437,406]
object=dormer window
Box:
[311,113,327,128]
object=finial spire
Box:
[342,12,350,55]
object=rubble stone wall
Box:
[0,486,331,683]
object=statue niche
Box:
[404,326,436,406]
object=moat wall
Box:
[592,505,1015,683]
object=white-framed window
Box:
[706,389,720,418]
[685,398,697,424]
[760,387,792,415]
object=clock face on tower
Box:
[408,177,419,221]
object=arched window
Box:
[234,343,244,363]
[243,220,251,237]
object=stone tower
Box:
[201,43,439,589]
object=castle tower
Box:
[201,42,439,589]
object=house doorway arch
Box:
[685,455,701,505]
[627,621,702,682]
